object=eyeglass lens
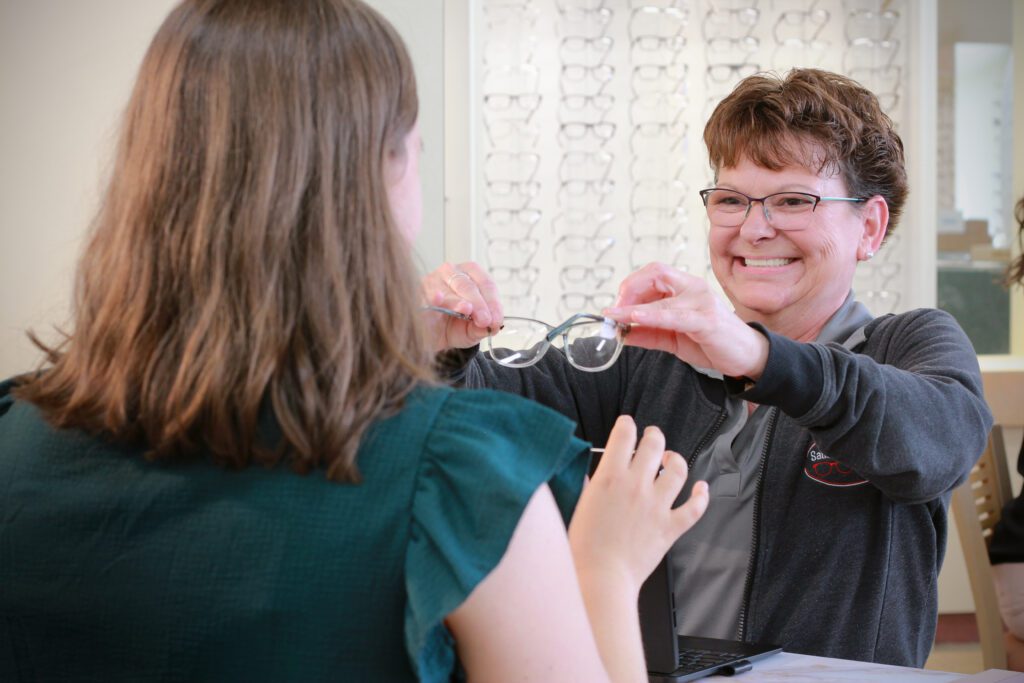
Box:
[702,189,820,231]
[486,315,626,372]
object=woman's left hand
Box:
[603,262,770,380]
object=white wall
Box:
[0,0,446,379]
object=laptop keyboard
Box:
[675,648,742,674]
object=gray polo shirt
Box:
[671,292,873,639]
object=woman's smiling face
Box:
[707,154,886,337]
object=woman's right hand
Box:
[569,415,709,596]
[421,261,504,352]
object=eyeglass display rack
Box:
[475,0,910,324]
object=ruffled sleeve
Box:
[0,378,17,419]
[404,388,590,682]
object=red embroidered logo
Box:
[804,442,867,487]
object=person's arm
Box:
[446,484,612,683]
[736,309,992,503]
[602,264,991,504]
[447,417,709,683]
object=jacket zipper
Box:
[736,406,778,641]
[688,408,728,467]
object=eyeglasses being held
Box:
[424,306,630,373]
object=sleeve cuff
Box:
[723,322,824,418]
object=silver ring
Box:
[446,271,469,290]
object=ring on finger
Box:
[447,271,470,290]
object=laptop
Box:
[639,555,782,682]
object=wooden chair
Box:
[951,426,1013,670]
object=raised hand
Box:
[421,262,504,352]
[603,262,769,381]
[569,415,709,596]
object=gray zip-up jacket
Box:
[456,307,992,667]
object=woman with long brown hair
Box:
[0,1,708,681]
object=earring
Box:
[864,251,874,261]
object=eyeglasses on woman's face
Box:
[424,306,629,372]
[699,188,866,231]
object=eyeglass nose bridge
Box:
[554,314,629,373]
[490,313,628,372]
[739,195,775,227]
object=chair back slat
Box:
[951,425,1011,671]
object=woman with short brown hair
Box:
[429,68,992,667]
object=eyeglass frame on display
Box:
[483,2,541,33]
[630,178,688,214]
[557,121,617,148]
[629,157,686,184]
[484,118,540,147]
[553,233,617,261]
[557,5,614,40]
[552,209,616,237]
[628,234,688,269]
[558,150,615,183]
[844,8,900,42]
[559,264,616,288]
[483,208,543,241]
[487,237,540,269]
[483,152,541,184]
[482,92,543,120]
[701,6,760,41]
[485,179,542,198]
[705,34,760,56]
[772,9,829,44]
[628,5,688,41]
[630,63,688,96]
[558,35,615,66]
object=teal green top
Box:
[0,380,589,682]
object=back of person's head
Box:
[17,0,434,481]
[703,67,909,237]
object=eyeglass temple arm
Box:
[422,305,472,320]
[545,314,630,342]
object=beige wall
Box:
[0,1,178,377]
[0,0,445,379]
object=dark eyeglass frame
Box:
[699,188,867,230]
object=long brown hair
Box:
[16,0,436,481]
[704,68,908,238]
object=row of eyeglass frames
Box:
[479,0,909,321]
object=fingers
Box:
[652,450,688,501]
[457,262,504,328]
[616,304,711,336]
[596,414,637,477]
[428,262,501,329]
[653,451,709,538]
[671,480,710,537]
[631,426,665,483]
[613,262,703,309]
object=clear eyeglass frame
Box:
[424,307,630,373]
